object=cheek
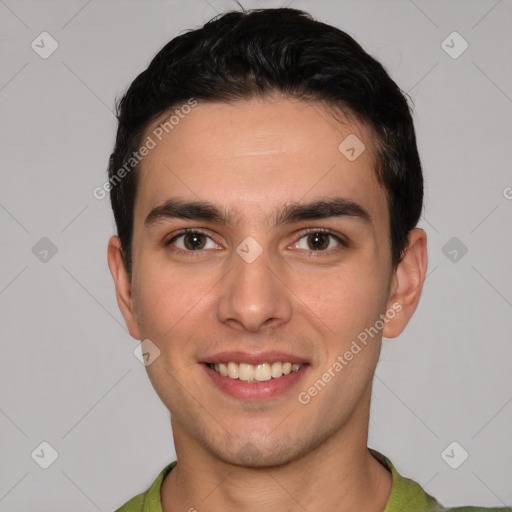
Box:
[133,264,192,339]
[290,263,386,338]
[133,255,220,344]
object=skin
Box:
[108,95,427,512]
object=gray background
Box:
[1,0,511,510]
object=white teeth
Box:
[219,363,228,377]
[227,361,238,379]
[209,361,304,381]
[271,361,283,378]
[254,363,271,381]
[238,363,254,382]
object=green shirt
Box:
[114,448,510,512]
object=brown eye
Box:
[293,230,345,252]
[166,230,218,252]
[306,232,330,250]
[182,232,206,250]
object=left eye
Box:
[292,231,344,251]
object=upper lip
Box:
[201,351,309,365]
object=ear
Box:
[107,235,141,340]
[382,228,428,339]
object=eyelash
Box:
[165,228,348,257]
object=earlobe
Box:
[382,228,428,339]
[107,235,142,340]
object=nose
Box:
[216,242,293,333]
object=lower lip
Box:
[202,363,309,400]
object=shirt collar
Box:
[369,448,440,512]
[140,449,440,512]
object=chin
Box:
[206,431,312,469]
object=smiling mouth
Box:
[206,361,305,382]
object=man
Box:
[106,7,508,512]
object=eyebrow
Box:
[144,197,372,229]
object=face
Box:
[109,95,425,468]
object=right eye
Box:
[166,229,221,254]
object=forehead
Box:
[134,96,387,230]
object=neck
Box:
[161,419,392,512]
